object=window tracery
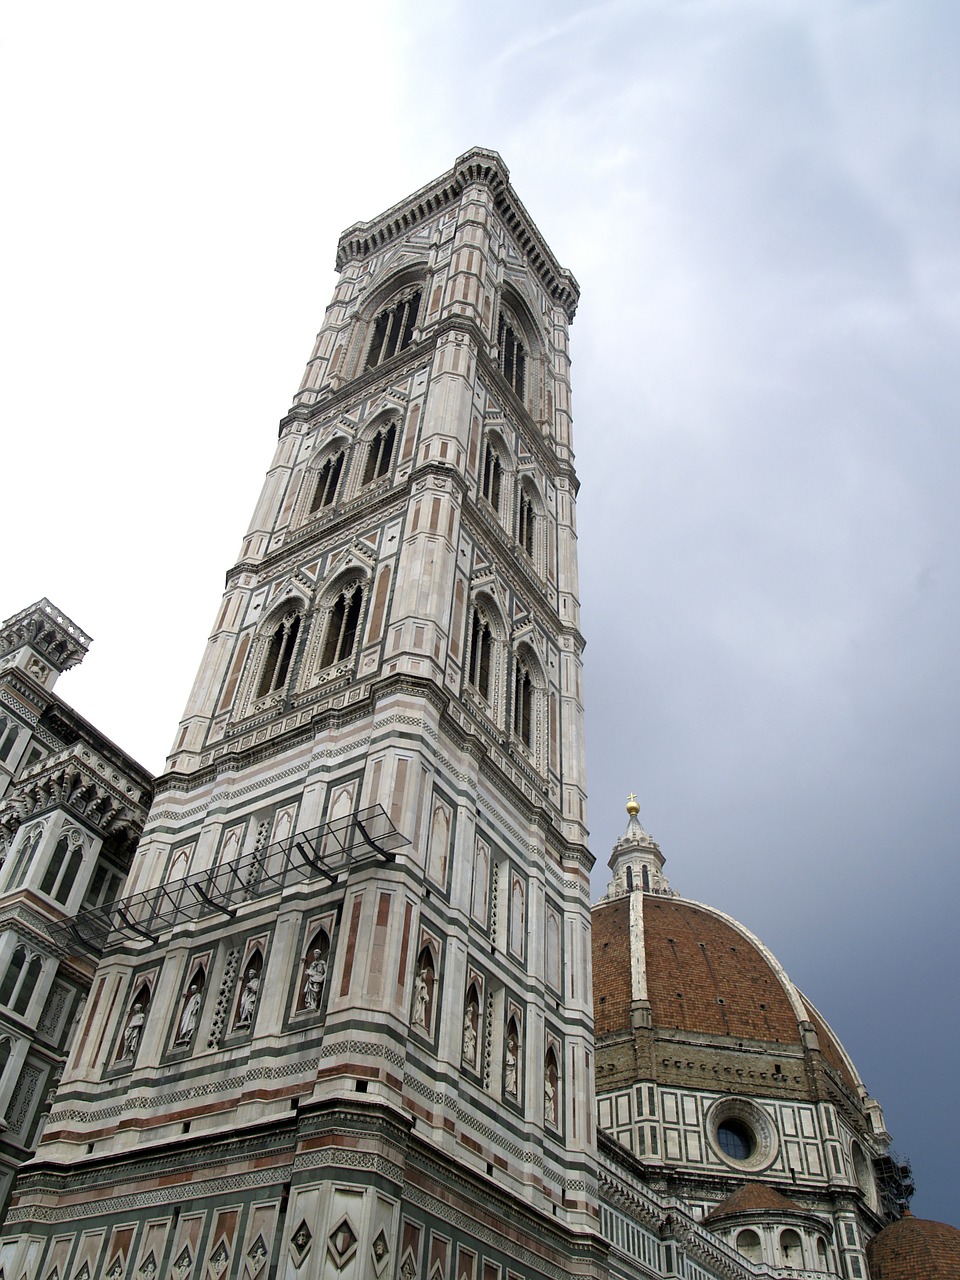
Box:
[517,488,535,557]
[38,833,84,905]
[513,657,533,749]
[497,312,525,399]
[362,422,398,486]
[481,442,502,512]
[320,583,365,670]
[366,290,421,369]
[256,611,302,700]
[310,452,345,512]
[0,944,43,1016]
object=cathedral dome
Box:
[866,1213,960,1278]
[593,892,859,1091]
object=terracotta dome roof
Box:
[866,1213,960,1278]
[592,895,859,1089]
[704,1181,804,1221]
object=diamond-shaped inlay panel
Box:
[328,1218,358,1269]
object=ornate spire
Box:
[602,793,672,900]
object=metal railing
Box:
[50,805,405,953]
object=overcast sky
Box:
[3,0,957,1226]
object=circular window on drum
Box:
[707,1097,779,1172]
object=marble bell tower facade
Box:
[1,151,603,1280]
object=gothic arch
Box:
[516,473,545,566]
[304,568,370,684]
[350,264,427,379]
[245,596,309,710]
[479,428,513,520]
[355,409,402,490]
[465,590,508,721]
[495,283,546,416]
[511,639,546,762]
[302,432,351,520]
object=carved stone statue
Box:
[505,1031,518,1096]
[120,1003,145,1060]
[302,949,327,1010]
[412,965,429,1028]
[462,1007,477,1066]
[236,968,260,1027]
[175,984,202,1044]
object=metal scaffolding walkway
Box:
[50,805,405,954]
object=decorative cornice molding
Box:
[335,148,579,322]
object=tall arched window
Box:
[0,945,42,1017]
[544,1046,559,1127]
[735,1230,762,1264]
[39,835,84,905]
[513,658,533,749]
[320,584,364,669]
[362,422,398,485]
[0,716,19,763]
[497,312,525,398]
[517,488,535,557]
[310,452,345,512]
[780,1230,803,1267]
[256,612,302,699]
[481,442,502,512]
[468,610,492,700]
[366,291,421,369]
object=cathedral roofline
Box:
[336,147,580,321]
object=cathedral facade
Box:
[0,151,935,1280]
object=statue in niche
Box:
[544,1074,556,1122]
[505,1028,519,1097]
[235,966,261,1027]
[302,948,328,1011]
[412,962,430,1028]
[175,983,202,1044]
[462,1007,477,1067]
[120,1002,145,1060]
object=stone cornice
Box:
[0,599,91,673]
[336,148,579,322]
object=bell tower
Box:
[2,152,602,1280]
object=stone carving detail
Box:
[290,1220,312,1268]
[105,1261,123,1280]
[208,1240,230,1279]
[207,949,240,1049]
[234,959,262,1029]
[327,1219,358,1269]
[245,1235,268,1276]
[172,1246,193,1280]
[7,1063,41,1136]
[73,1265,90,1280]
[300,935,328,1012]
[371,1229,390,1275]
[138,1252,157,1280]
[38,982,69,1039]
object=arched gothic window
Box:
[497,312,525,398]
[468,610,492,701]
[320,584,364,669]
[362,422,398,486]
[0,945,42,1015]
[310,452,345,512]
[39,834,84,905]
[256,612,302,699]
[0,717,19,763]
[517,488,535,557]
[366,291,421,369]
[513,658,533,749]
[481,442,502,512]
